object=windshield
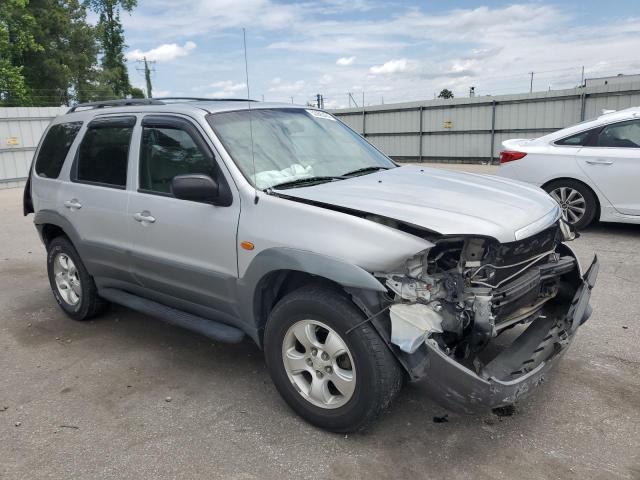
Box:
[207,108,395,189]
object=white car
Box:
[497,107,640,229]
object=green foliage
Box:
[21,0,102,105]
[130,86,145,98]
[438,88,454,99]
[85,0,138,97]
[1,0,137,106]
[0,0,42,105]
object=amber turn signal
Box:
[240,241,255,251]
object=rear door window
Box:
[74,117,135,188]
[596,120,640,148]
[34,122,83,178]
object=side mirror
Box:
[171,174,220,204]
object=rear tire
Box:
[543,179,597,230]
[264,285,403,432]
[46,236,108,321]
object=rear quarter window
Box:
[34,122,83,178]
[554,127,597,146]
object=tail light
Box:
[499,151,527,163]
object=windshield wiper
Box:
[341,166,390,177]
[268,176,344,190]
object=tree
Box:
[130,86,145,98]
[438,88,454,99]
[1,0,123,106]
[0,0,41,106]
[85,0,137,97]
[66,1,103,103]
[22,0,100,105]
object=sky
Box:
[120,0,640,108]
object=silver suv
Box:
[24,98,598,432]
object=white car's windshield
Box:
[208,108,395,189]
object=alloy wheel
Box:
[53,253,81,306]
[550,186,586,225]
[281,319,356,409]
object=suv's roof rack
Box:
[67,97,257,113]
[155,97,256,103]
[67,99,165,113]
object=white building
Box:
[585,73,640,87]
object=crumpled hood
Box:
[278,165,560,243]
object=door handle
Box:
[133,211,156,224]
[585,159,613,165]
[63,199,82,210]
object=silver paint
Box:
[279,165,560,243]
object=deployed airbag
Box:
[390,303,443,354]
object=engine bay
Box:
[378,223,581,379]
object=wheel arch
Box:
[41,224,68,246]
[34,210,83,249]
[238,248,387,347]
[541,177,602,221]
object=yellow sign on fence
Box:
[443,121,453,129]
[6,137,19,146]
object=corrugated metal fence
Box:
[0,107,67,189]
[331,81,640,163]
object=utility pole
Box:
[290,96,294,104]
[529,71,534,93]
[580,66,585,87]
[144,58,153,98]
[348,92,358,108]
[136,57,156,98]
[315,93,324,109]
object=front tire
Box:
[46,236,108,321]
[264,285,403,432]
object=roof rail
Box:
[155,97,257,102]
[67,97,259,113]
[67,98,165,113]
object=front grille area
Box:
[490,223,562,284]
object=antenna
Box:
[243,28,259,205]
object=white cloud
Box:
[123,0,303,37]
[369,59,408,75]
[336,56,356,66]
[269,79,306,93]
[127,41,196,62]
[207,80,247,98]
[319,74,333,84]
[269,38,406,54]
[123,2,640,106]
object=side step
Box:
[98,288,245,343]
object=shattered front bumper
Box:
[415,254,599,414]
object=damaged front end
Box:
[375,222,598,413]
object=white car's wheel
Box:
[544,180,597,230]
